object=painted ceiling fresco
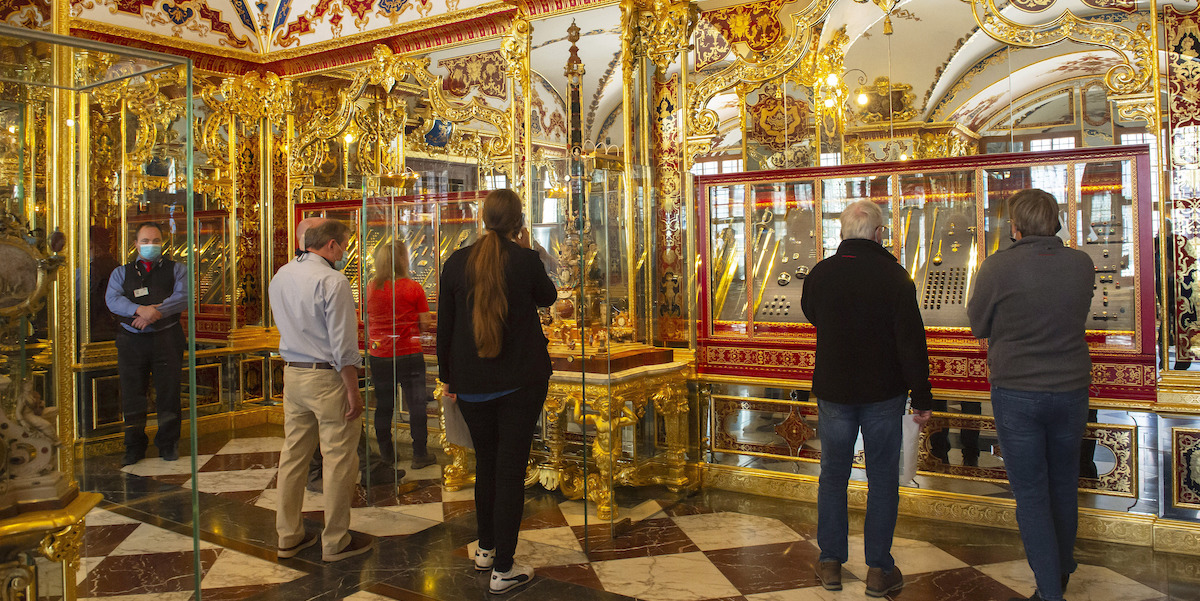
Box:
[68,0,496,56]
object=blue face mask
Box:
[138,244,162,261]
[333,257,348,271]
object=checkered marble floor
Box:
[64,430,1199,601]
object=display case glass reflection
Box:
[1077,160,1137,340]
[708,184,747,333]
[749,181,816,331]
[983,164,1069,257]
[899,171,976,328]
[820,176,891,255]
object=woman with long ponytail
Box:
[436,188,556,594]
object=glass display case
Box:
[0,25,199,600]
[698,146,1154,507]
[698,146,1154,399]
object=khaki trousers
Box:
[276,366,361,556]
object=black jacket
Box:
[800,238,933,410]
[436,236,557,394]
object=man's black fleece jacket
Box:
[800,237,933,410]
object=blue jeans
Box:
[992,386,1089,601]
[817,394,905,571]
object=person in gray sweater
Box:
[967,188,1094,601]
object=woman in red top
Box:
[367,241,435,469]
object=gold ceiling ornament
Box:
[853,0,901,35]
[850,76,918,125]
[686,0,838,160]
[292,45,511,177]
[1112,93,1156,129]
[637,0,698,78]
[969,0,1152,97]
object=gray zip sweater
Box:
[967,236,1094,391]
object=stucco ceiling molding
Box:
[969,0,1152,96]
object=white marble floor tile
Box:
[592,551,741,601]
[558,498,664,527]
[745,583,870,601]
[109,523,220,556]
[841,534,967,580]
[978,560,1167,601]
[84,507,140,526]
[440,486,475,502]
[349,505,442,537]
[216,437,284,455]
[514,527,588,568]
[183,468,277,493]
[672,511,803,551]
[342,592,400,601]
[79,593,193,601]
[120,455,214,477]
[255,486,326,512]
[394,501,445,523]
[200,549,306,588]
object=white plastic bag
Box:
[442,395,474,449]
[850,403,922,487]
[898,412,921,487]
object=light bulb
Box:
[857,93,868,106]
[899,153,909,161]
[825,73,838,86]
[344,133,354,143]
[6,125,14,133]
[824,98,835,108]
[66,118,75,127]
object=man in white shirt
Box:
[269,219,372,562]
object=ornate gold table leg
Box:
[39,522,83,601]
[652,380,692,491]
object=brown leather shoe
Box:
[865,566,903,597]
[814,560,842,591]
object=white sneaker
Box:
[489,563,534,594]
[474,547,495,571]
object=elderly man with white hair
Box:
[800,199,933,598]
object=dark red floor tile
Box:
[889,567,1020,601]
[704,540,824,595]
[198,584,277,601]
[79,549,219,596]
[573,517,699,562]
[443,500,476,521]
[81,523,140,558]
[152,474,193,486]
[214,490,264,505]
[199,451,281,472]
[536,563,605,591]
[521,505,569,530]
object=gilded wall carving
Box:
[686,1,837,159]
